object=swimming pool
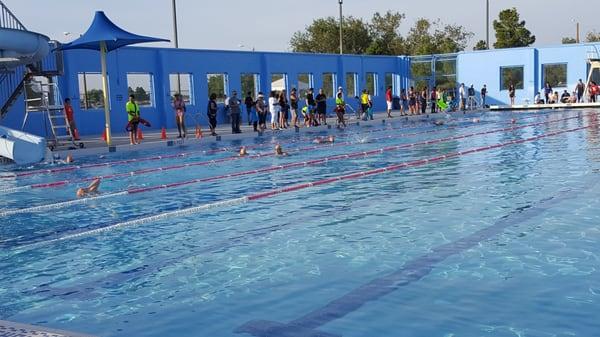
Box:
[1,110,600,337]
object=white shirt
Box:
[459,86,465,99]
[268,97,277,112]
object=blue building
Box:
[2,38,600,137]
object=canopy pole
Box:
[100,41,112,145]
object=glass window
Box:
[241,73,260,99]
[385,73,401,95]
[271,73,288,92]
[543,63,567,88]
[500,66,524,90]
[434,59,457,91]
[366,72,379,96]
[345,73,357,98]
[169,73,193,104]
[297,73,313,99]
[127,73,154,107]
[78,72,107,110]
[322,73,336,98]
[207,73,229,103]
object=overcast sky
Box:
[5,0,597,52]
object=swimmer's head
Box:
[275,144,283,155]
[76,188,85,198]
[239,146,248,156]
[66,154,74,163]
[511,118,517,124]
[472,118,480,123]
[328,135,335,142]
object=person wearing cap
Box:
[255,92,267,130]
[229,91,242,133]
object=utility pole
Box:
[172,0,181,93]
[576,22,580,43]
[339,0,343,55]
[486,0,490,49]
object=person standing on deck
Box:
[63,98,80,140]
[459,83,466,111]
[173,93,186,138]
[576,79,585,103]
[290,88,299,128]
[279,90,289,129]
[207,93,218,136]
[229,91,242,133]
[126,94,141,145]
[244,92,254,126]
[544,82,553,104]
[269,91,280,130]
[305,88,316,127]
[316,88,327,125]
[385,86,393,118]
[255,92,267,131]
[481,85,487,107]
[420,87,428,115]
[400,89,407,116]
[430,86,437,114]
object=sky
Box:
[4,0,597,52]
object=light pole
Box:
[486,0,490,49]
[172,0,181,93]
[571,19,580,43]
[338,0,343,55]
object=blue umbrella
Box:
[61,11,169,145]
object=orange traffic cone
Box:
[161,127,167,140]
[137,127,144,140]
[195,125,203,139]
[101,129,107,142]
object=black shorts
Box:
[129,121,139,134]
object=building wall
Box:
[457,43,600,105]
[1,47,409,137]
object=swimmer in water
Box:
[275,144,288,156]
[472,118,480,123]
[511,118,517,124]
[65,154,74,163]
[433,120,445,126]
[239,146,248,156]
[76,178,101,198]
[313,135,335,144]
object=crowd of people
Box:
[531,79,598,105]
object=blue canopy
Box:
[60,11,169,51]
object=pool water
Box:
[1,110,600,337]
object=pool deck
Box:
[0,319,96,337]
[51,111,485,159]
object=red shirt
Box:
[64,104,74,121]
[385,89,392,102]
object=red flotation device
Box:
[125,118,151,132]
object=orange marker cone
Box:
[73,128,81,141]
[161,127,167,140]
[137,127,144,140]
[101,129,107,142]
[195,125,203,139]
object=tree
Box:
[473,40,488,50]
[290,12,473,56]
[290,16,371,54]
[493,8,535,49]
[562,37,577,44]
[366,11,406,55]
[586,31,600,42]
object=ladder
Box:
[22,79,79,150]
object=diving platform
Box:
[490,102,600,111]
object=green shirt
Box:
[126,101,140,122]
[336,97,345,106]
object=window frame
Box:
[126,72,155,107]
[77,72,109,110]
[542,63,568,88]
[169,73,194,105]
[206,73,230,104]
[499,66,525,91]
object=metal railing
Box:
[0,0,26,30]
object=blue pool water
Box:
[1,110,600,337]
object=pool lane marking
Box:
[12,125,590,251]
[0,117,456,179]
[0,112,560,180]
[0,115,584,217]
[0,113,584,195]
[235,185,585,337]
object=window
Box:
[78,72,107,109]
[500,66,524,90]
[207,73,229,103]
[366,72,379,96]
[127,73,154,107]
[297,73,313,99]
[385,73,401,95]
[435,59,457,91]
[543,63,567,88]
[169,73,193,104]
[241,73,260,98]
[346,73,357,98]
[322,73,336,98]
[271,73,288,92]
